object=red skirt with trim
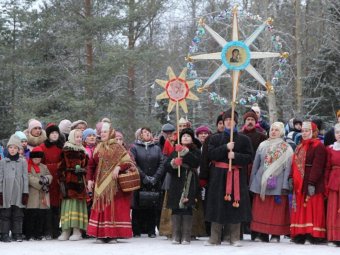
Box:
[87,191,133,239]
[327,190,340,241]
[290,193,326,238]
[251,194,290,235]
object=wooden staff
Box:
[176,100,181,177]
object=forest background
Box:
[0,0,339,142]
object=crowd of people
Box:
[0,105,339,248]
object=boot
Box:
[204,222,222,245]
[181,215,193,245]
[12,233,23,242]
[171,215,181,244]
[230,223,242,247]
[69,228,82,241]
[1,233,11,242]
[58,229,71,241]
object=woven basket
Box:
[118,169,141,192]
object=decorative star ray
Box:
[155,67,198,114]
[191,8,283,90]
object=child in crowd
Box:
[0,134,29,242]
[25,147,53,240]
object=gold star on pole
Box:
[155,67,198,114]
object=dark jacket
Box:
[166,145,201,209]
[205,131,253,224]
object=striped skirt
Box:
[60,199,88,231]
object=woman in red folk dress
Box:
[290,121,327,244]
[325,123,340,247]
[87,122,135,243]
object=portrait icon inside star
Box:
[227,47,246,66]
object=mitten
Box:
[174,157,183,166]
[199,179,207,188]
[22,193,29,205]
[143,176,152,185]
[307,185,315,196]
[39,175,49,185]
[178,147,189,157]
[175,144,184,152]
[42,184,49,193]
[0,193,3,206]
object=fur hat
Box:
[45,123,60,138]
[30,146,44,159]
[195,125,212,136]
[58,119,72,135]
[28,119,42,134]
[71,120,88,130]
[222,109,239,124]
[15,131,27,141]
[216,112,224,126]
[7,134,22,149]
[180,128,195,143]
[243,111,258,123]
[162,123,175,133]
[82,128,96,141]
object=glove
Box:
[22,193,29,205]
[288,178,293,192]
[0,193,3,206]
[175,144,185,152]
[41,184,49,193]
[142,176,152,185]
[39,175,49,185]
[149,176,157,186]
[307,185,315,196]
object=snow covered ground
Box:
[1,234,337,255]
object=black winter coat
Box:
[166,146,201,210]
[205,131,253,224]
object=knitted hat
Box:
[251,104,261,115]
[30,146,44,159]
[162,123,175,133]
[222,109,239,124]
[7,134,22,149]
[71,120,88,130]
[216,112,224,126]
[82,128,96,141]
[15,131,27,141]
[243,111,258,123]
[45,123,60,138]
[28,119,42,134]
[101,117,111,123]
[270,122,285,137]
[180,128,195,143]
[101,122,111,132]
[195,125,212,136]
[58,119,72,135]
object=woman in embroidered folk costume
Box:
[165,128,201,245]
[58,129,88,241]
[290,121,327,244]
[249,122,293,243]
[325,123,340,247]
[87,123,136,243]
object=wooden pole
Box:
[176,100,180,177]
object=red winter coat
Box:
[40,142,63,207]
